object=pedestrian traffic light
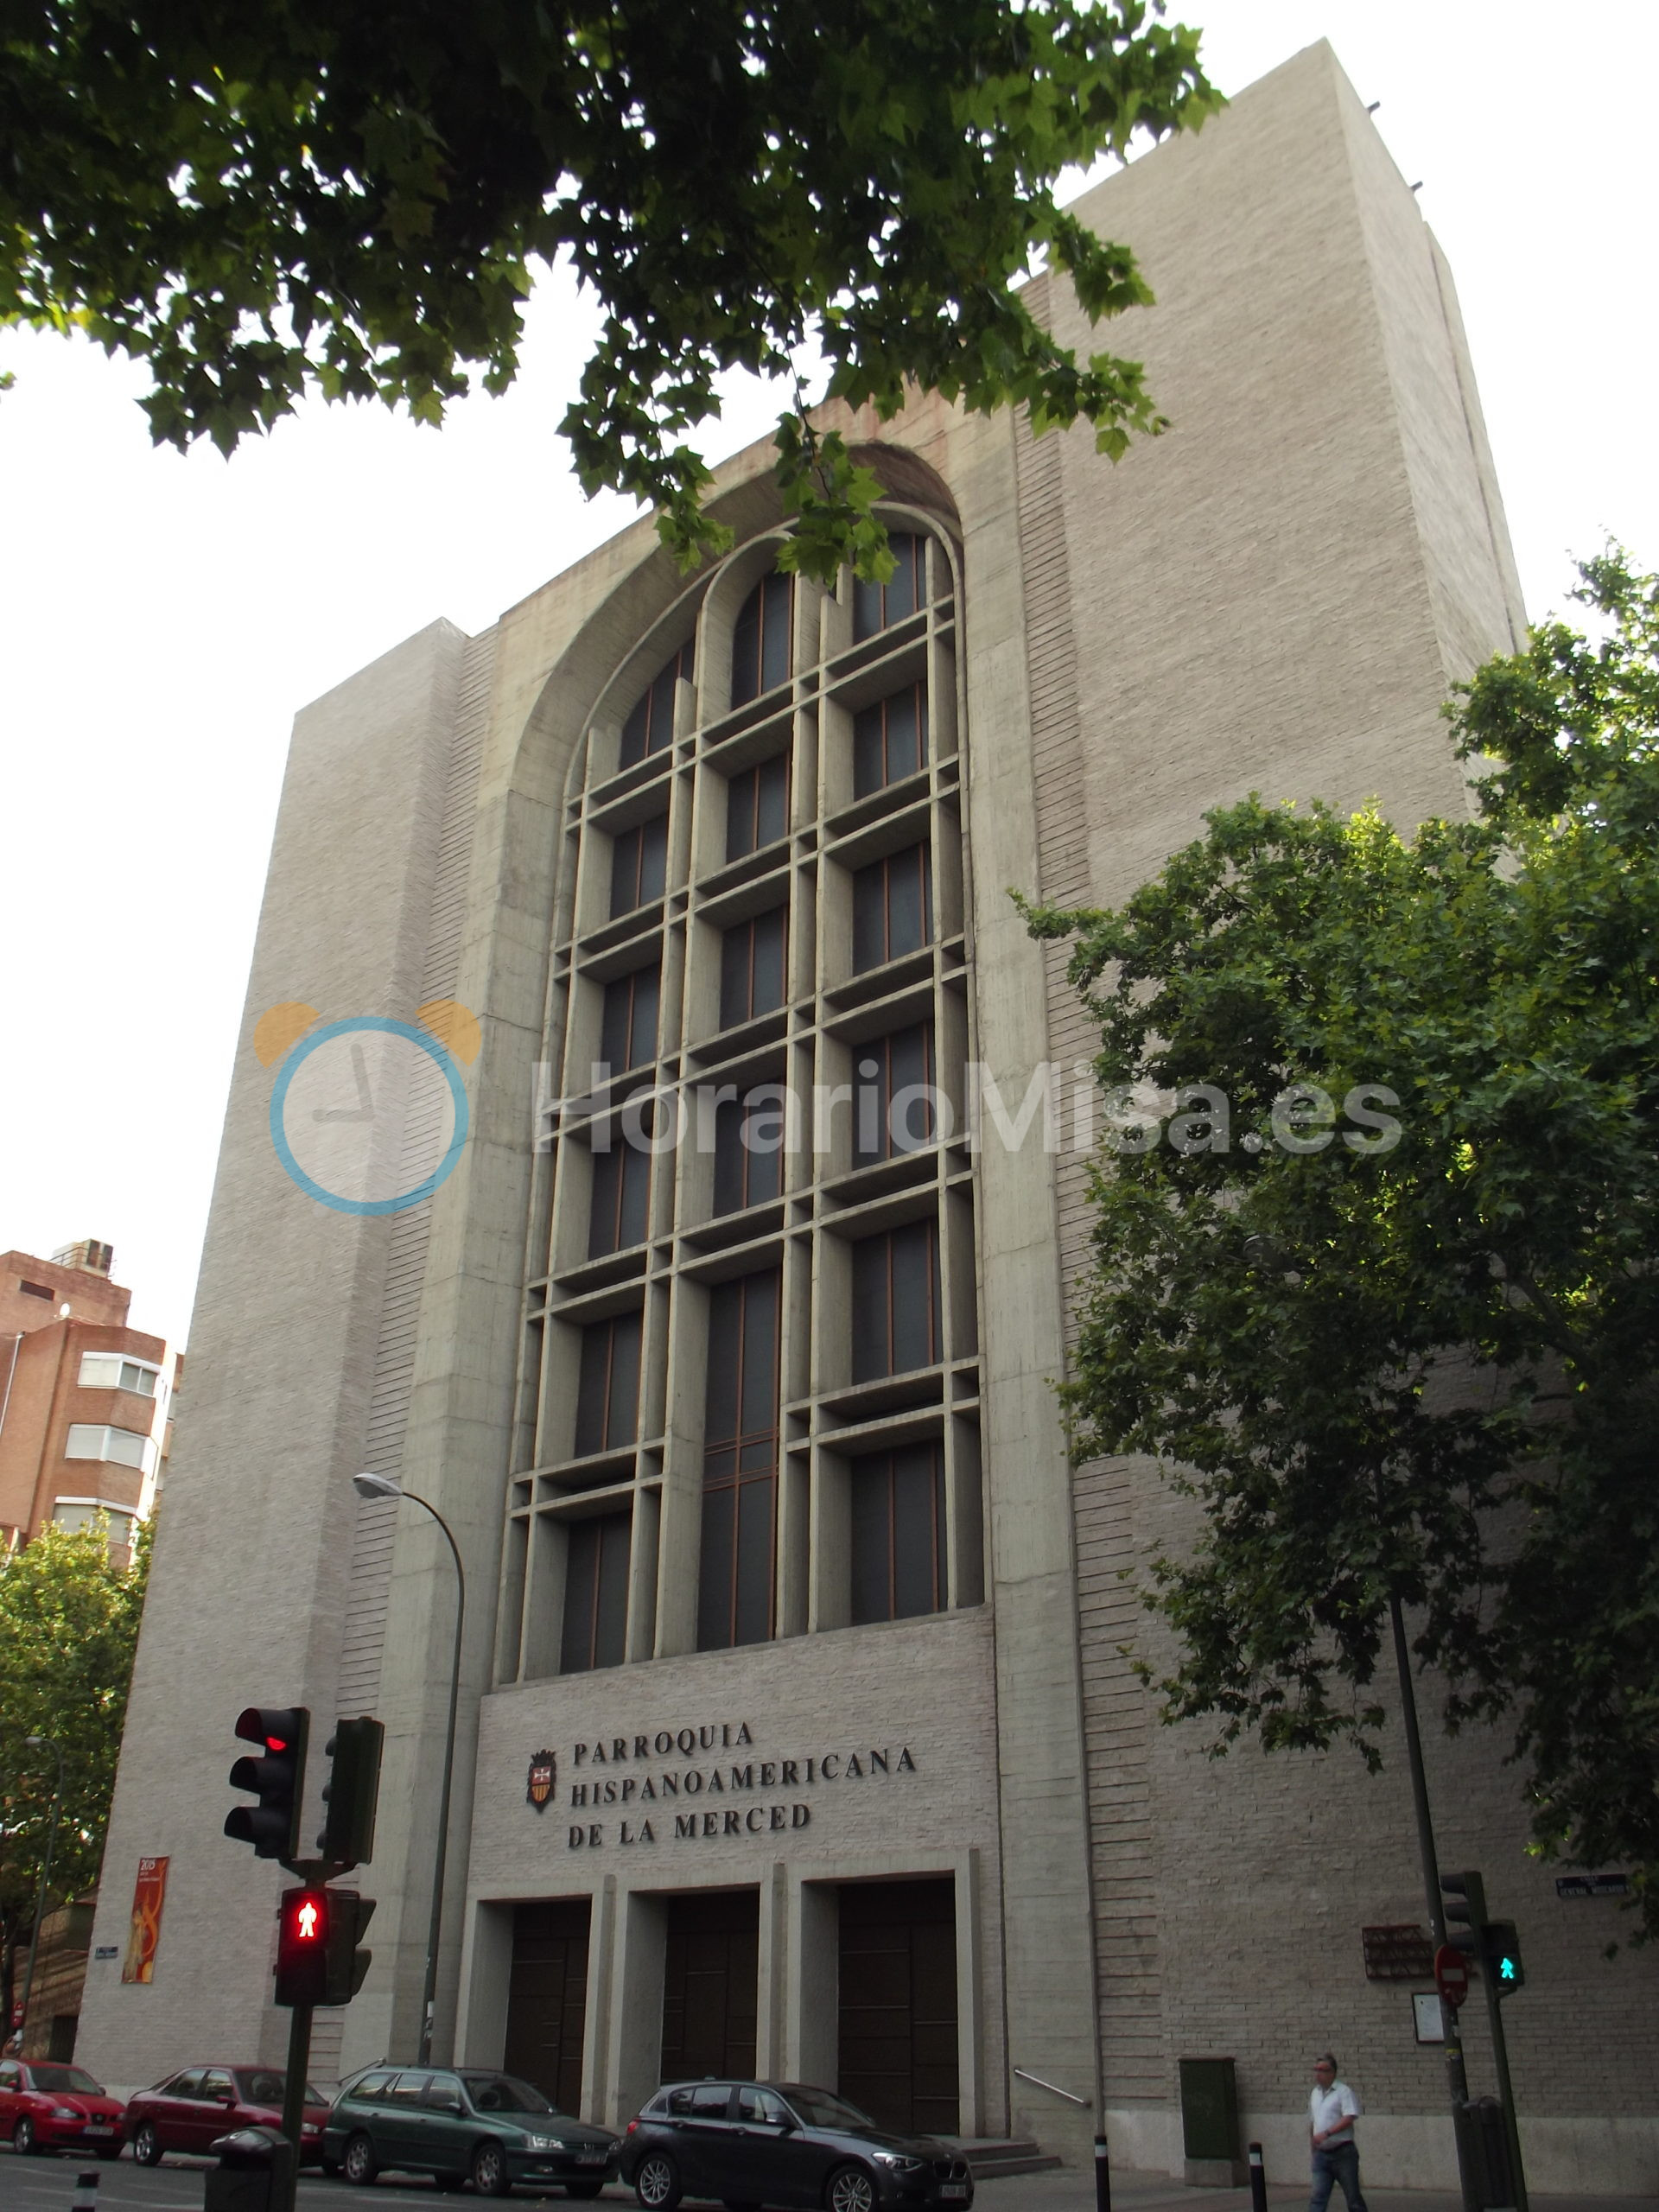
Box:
[275,1885,329,2007]
[226,1707,310,1860]
[316,1716,385,1871]
[1484,1918,1525,1992]
[1440,1868,1489,1966]
[322,1892,377,2006]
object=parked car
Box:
[123,2066,330,2164]
[619,2081,975,2212]
[0,2058,127,2158]
[322,2065,620,2196]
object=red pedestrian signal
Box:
[275,1886,330,2007]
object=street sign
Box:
[1434,1943,1471,2009]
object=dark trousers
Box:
[1309,2140,1367,2212]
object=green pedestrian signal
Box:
[1484,1918,1525,1992]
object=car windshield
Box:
[779,2087,876,2131]
[234,2071,323,2104]
[30,2066,103,2095]
[461,2074,557,2115]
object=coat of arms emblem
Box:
[526,1749,556,1811]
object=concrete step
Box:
[960,2139,1066,2179]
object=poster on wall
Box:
[121,1856,168,1983]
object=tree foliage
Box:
[0,0,1220,576]
[0,1517,151,2017]
[1023,550,1659,1936]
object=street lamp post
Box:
[19,1737,67,2054]
[352,1471,465,2067]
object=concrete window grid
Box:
[499,513,988,1686]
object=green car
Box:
[321,2066,619,2196]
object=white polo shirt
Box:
[1310,2082,1362,2144]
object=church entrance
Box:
[659,1888,760,2083]
[837,1878,958,2136]
[503,1899,591,2113]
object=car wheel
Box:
[343,2132,380,2186]
[471,2141,513,2197]
[13,2118,40,2156]
[634,2151,682,2209]
[133,2121,164,2166]
[826,2164,876,2212]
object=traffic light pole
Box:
[1479,1959,1529,2212]
[1389,1591,1481,2212]
[276,2001,312,2212]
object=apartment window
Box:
[610,814,669,916]
[53,1497,137,1544]
[720,906,787,1028]
[730,574,793,708]
[855,1023,936,1164]
[852,842,932,970]
[64,1423,154,1472]
[573,1313,643,1457]
[561,1513,630,1672]
[699,1270,780,1649]
[727,753,790,861]
[77,1353,161,1395]
[853,532,925,641]
[851,1219,941,1381]
[600,965,660,1071]
[713,1084,787,1214]
[854,683,928,798]
[19,1280,53,1300]
[589,1139,651,1256]
[850,1443,945,1623]
[620,640,692,767]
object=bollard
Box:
[1249,2141,1270,2212]
[1095,2133,1112,2212]
[72,2173,100,2212]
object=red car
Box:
[124,2065,329,2164]
[0,2057,128,2158]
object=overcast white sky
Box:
[1,3,1653,1343]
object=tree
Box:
[1022,549,1659,1936]
[0,1516,151,2026]
[0,0,1221,578]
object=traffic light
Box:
[323,1892,377,2005]
[317,1716,384,1871]
[226,1707,310,1860]
[1484,1918,1525,1992]
[1440,1867,1489,1967]
[274,1885,329,2007]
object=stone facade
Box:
[76,40,1658,2196]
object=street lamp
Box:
[352,1471,465,2066]
[18,1736,67,2055]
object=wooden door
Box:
[837,1878,958,2137]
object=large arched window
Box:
[500,514,982,1681]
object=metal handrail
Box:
[1012,2067,1090,2107]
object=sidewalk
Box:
[972,2163,1659,2212]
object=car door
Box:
[676,2082,741,2196]
[727,2085,823,2209]
[0,2059,22,2136]
[144,2071,201,2150]
[193,2069,239,2152]
[422,2072,471,2173]
[375,2071,436,2171]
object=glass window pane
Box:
[852,862,885,972]
[760,574,791,694]
[628,969,660,1067]
[77,1354,120,1389]
[704,1283,741,1443]
[738,1272,779,1439]
[751,907,786,1014]
[850,1240,888,1382]
[697,1484,735,1649]
[734,1475,775,1644]
[890,1444,944,1618]
[561,1520,598,1672]
[606,1313,642,1446]
[744,1087,785,1205]
[850,1458,892,1624]
[594,1514,630,1668]
[620,641,691,766]
[887,1221,939,1372]
[65,1423,104,1458]
[756,753,789,845]
[887,845,928,958]
[618,1141,651,1247]
[713,1098,747,1216]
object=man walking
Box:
[1309,2053,1368,2212]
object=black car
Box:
[619,2080,974,2212]
[321,2066,619,2196]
